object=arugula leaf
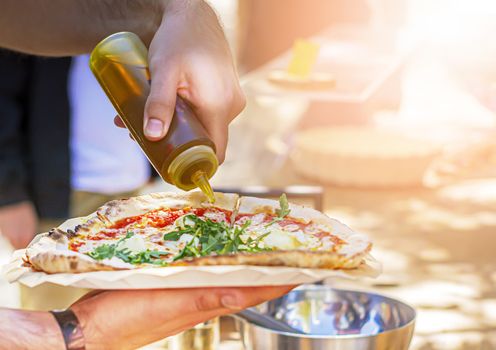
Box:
[251,231,271,246]
[276,193,290,218]
[86,232,170,266]
[88,244,116,260]
[88,230,137,260]
[202,235,221,254]
[265,194,291,227]
[92,209,280,265]
[167,214,275,260]
[130,250,170,266]
[163,230,184,241]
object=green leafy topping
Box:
[265,193,291,227]
[87,232,169,266]
[164,215,272,261]
[87,204,285,266]
[162,230,183,241]
[276,193,290,218]
[87,244,116,261]
[114,249,170,266]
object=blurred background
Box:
[2,0,496,349]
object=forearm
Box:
[0,308,64,349]
[0,0,170,56]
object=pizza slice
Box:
[25,191,372,274]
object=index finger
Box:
[144,58,179,141]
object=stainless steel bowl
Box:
[235,285,416,350]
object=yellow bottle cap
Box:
[167,145,218,201]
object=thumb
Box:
[144,68,178,141]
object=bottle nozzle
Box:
[192,170,215,203]
[167,145,218,201]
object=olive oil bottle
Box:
[89,32,217,202]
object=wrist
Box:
[50,310,85,350]
[70,305,102,350]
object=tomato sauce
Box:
[71,207,233,252]
[315,232,345,245]
[234,213,255,221]
[234,213,344,244]
[235,213,307,228]
[87,230,120,240]
[69,240,84,252]
[192,207,207,217]
[112,215,142,229]
[275,218,307,229]
[109,207,231,231]
[145,210,184,228]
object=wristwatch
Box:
[50,309,86,350]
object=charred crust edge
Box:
[48,228,73,240]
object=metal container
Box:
[235,285,416,350]
[169,317,219,350]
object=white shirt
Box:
[68,55,150,194]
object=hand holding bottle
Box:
[114,1,246,164]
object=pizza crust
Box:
[26,231,134,274]
[26,191,372,273]
[170,250,367,269]
[29,251,124,274]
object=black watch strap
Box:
[50,309,86,350]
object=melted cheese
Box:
[263,228,299,250]
[242,222,324,251]
[118,234,147,253]
[203,211,227,222]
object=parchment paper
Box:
[3,200,381,290]
[3,249,381,289]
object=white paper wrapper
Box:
[3,249,381,289]
[3,200,381,290]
